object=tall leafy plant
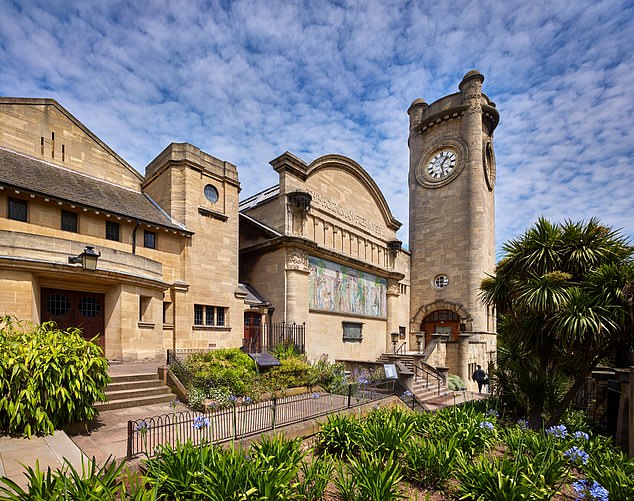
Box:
[0,316,109,437]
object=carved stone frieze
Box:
[387,279,400,296]
[286,247,310,272]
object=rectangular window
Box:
[139,296,151,322]
[8,198,27,222]
[61,210,78,232]
[342,321,363,343]
[144,230,156,249]
[216,307,225,326]
[163,301,172,324]
[399,326,406,339]
[194,304,203,326]
[106,221,120,241]
[205,306,215,326]
[194,304,226,327]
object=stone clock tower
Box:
[408,70,499,384]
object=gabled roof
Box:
[0,147,189,233]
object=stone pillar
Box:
[285,248,310,324]
[171,280,189,351]
[457,334,471,389]
[615,369,630,452]
[458,70,487,333]
[386,279,400,352]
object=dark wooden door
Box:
[244,312,262,352]
[41,288,105,349]
[422,310,460,346]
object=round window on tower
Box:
[204,184,219,204]
[433,274,449,289]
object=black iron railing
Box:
[413,360,445,395]
[127,381,394,459]
[166,349,211,365]
[242,321,305,354]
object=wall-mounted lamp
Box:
[415,331,424,354]
[390,331,399,353]
[68,245,101,271]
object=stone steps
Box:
[95,372,177,412]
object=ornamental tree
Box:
[480,217,634,428]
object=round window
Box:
[204,184,219,204]
[45,294,71,316]
[433,275,449,289]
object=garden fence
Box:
[127,380,394,459]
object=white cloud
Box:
[1,0,632,254]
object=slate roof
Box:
[0,147,189,233]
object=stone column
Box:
[386,279,400,353]
[457,334,471,389]
[285,248,310,324]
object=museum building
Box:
[0,71,499,385]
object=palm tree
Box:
[481,217,633,427]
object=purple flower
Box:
[311,392,321,399]
[487,409,499,418]
[564,446,589,465]
[242,396,252,405]
[193,416,210,429]
[479,421,494,431]
[169,399,180,409]
[403,390,413,398]
[517,418,529,430]
[546,424,568,438]
[573,431,590,440]
[356,376,369,386]
[572,479,609,501]
[135,420,150,433]
[228,395,238,404]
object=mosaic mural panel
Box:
[308,256,386,318]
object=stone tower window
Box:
[204,184,219,204]
[433,274,449,289]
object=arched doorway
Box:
[422,309,460,345]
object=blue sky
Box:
[1,0,633,257]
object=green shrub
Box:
[403,436,462,490]
[583,447,634,500]
[184,348,256,398]
[347,450,404,501]
[296,454,334,501]
[0,316,109,437]
[311,355,347,393]
[448,373,466,390]
[360,407,415,457]
[260,355,314,391]
[0,456,127,500]
[316,413,362,457]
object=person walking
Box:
[472,365,486,394]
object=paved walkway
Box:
[0,432,85,488]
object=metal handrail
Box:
[413,360,445,395]
[394,342,407,355]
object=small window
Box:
[342,321,363,343]
[194,304,203,326]
[205,306,215,326]
[8,198,27,222]
[144,230,156,249]
[61,210,78,232]
[139,296,151,322]
[204,184,219,204]
[399,326,406,339]
[433,274,449,289]
[216,307,225,326]
[106,221,120,241]
[194,304,226,327]
[163,301,172,324]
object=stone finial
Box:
[459,70,484,91]
[407,98,427,128]
[459,70,484,114]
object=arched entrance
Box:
[422,309,460,345]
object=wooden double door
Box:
[41,288,105,348]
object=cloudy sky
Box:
[1,0,632,257]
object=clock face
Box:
[427,150,457,179]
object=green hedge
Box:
[0,316,110,437]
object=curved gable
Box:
[305,154,401,233]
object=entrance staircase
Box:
[377,353,451,403]
[95,372,177,412]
